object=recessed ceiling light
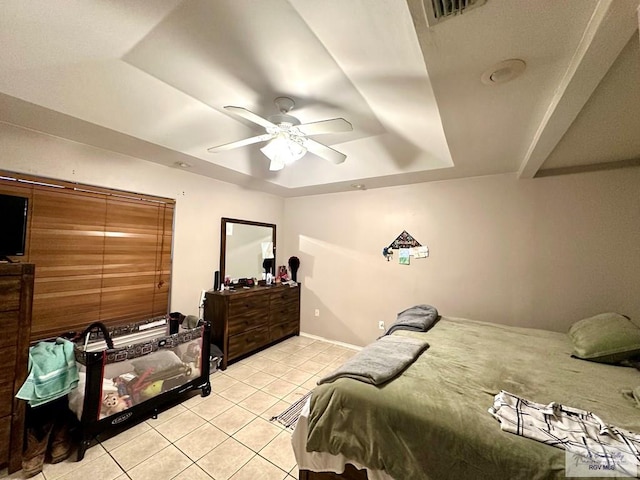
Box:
[175,162,192,168]
[351,183,366,190]
[481,59,526,86]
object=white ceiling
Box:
[1,0,639,197]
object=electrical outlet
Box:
[314,309,320,317]
[378,320,385,330]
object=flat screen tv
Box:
[0,193,28,258]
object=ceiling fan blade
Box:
[297,118,353,136]
[207,133,273,153]
[304,139,347,164]
[224,106,277,129]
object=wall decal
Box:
[382,231,429,263]
[388,230,421,249]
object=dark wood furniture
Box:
[299,465,368,480]
[204,284,300,369]
[0,263,35,473]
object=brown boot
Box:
[22,423,53,478]
[49,418,72,464]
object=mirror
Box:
[220,217,276,283]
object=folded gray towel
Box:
[318,335,429,386]
[385,304,439,335]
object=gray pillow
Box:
[568,312,640,364]
[131,350,183,374]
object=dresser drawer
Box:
[0,311,19,349]
[228,326,270,360]
[0,277,21,312]
[228,310,268,336]
[228,293,269,318]
[0,414,10,464]
[269,287,298,310]
[269,320,299,342]
[269,301,298,326]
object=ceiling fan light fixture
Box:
[260,134,307,170]
[209,97,351,168]
[268,159,285,171]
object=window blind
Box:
[0,171,174,340]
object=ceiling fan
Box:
[207,97,353,171]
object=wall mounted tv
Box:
[0,193,28,259]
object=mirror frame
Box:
[220,217,276,283]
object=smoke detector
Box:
[481,59,527,85]
[407,0,488,27]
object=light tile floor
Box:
[2,336,356,480]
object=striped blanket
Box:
[271,391,312,430]
[16,338,79,407]
[489,390,640,477]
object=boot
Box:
[22,422,54,478]
[48,417,72,464]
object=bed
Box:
[293,314,640,480]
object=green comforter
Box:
[306,317,640,480]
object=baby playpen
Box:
[67,317,211,460]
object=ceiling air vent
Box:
[408,0,487,27]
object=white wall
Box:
[4,122,638,347]
[0,123,284,317]
[282,169,640,346]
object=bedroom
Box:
[1,1,639,479]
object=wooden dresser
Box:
[204,284,300,370]
[0,263,34,473]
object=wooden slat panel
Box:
[0,180,32,198]
[32,293,102,339]
[99,290,155,325]
[1,172,174,340]
[153,204,173,318]
[100,198,165,323]
[103,198,159,273]
[29,189,106,273]
[99,273,156,323]
[0,169,175,205]
[152,280,170,318]
[29,189,105,338]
